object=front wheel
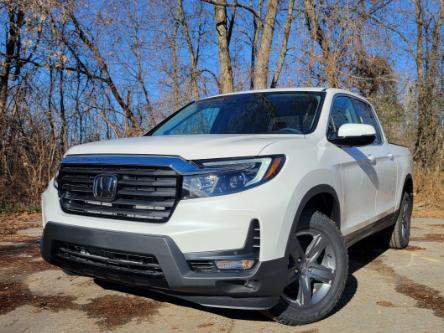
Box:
[265,210,348,325]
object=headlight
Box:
[182,155,285,199]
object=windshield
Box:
[151,92,325,136]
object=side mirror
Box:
[329,124,376,146]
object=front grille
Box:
[54,241,164,277]
[58,164,180,222]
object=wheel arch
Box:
[399,173,413,209]
[284,184,341,255]
[403,174,413,196]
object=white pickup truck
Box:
[41,88,413,325]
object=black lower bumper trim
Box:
[41,222,287,310]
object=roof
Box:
[200,87,367,102]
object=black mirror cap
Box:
[329,134,376,147]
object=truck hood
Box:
[65,134,303,160]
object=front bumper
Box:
[41,222,287,310]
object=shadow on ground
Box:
[331,233,391,317]
[94,232,391,323]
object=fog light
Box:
[214,259,255,270]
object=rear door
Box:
[327,96,378,231]
[352,99,398,217]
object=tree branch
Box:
[200,0,261,21]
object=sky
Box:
[0,0,441,140]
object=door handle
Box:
[387,153,394,160]
[368,154,376,164]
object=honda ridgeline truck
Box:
[41,88,413,325]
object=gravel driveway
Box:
[1,217,443,333]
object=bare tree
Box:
[253,0,279,89]
[0,1,24,129]
[170,5,181,108]
[58,68,68,151]
[65,9,141,134]
[303,0,337,87]
[178,0,200,99]
[413,0,443,169]
[250,0,263,88]
[0,0,442,211]
[214,0,234,93]
[270,0,295,88]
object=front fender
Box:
[278,169,341,259]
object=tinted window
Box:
[151,92,325,135]
[352,99,383,144]
[327,96,360,138]
[328,96,382,145]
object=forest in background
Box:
[0,0,442,212]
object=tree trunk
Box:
[46,66,56,143]
[253,0,279,89]
[170,6,181,109]
[429,0,443,83]
[214,0,234,93]
[270,0,295,88]
[250,0,263,89]
[307,39,315,86]
[178,0,200,100]
[0,3,24,129]
[58,69,68,152]
[413,0,443,169]
[415,0,424,83]
[304,0,337,87]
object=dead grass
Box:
[0,241,53,282]
[396,280,444,319]
[0,240,73,315]
[368,258,444,319]
[0,211,41,224]
[0,237,163,330]
[197,322,215,329]
[0,212,41,242]
[298,329,319,333]
[82,295,161,330]
[376,300,395,307]
[412,168,444,218]
[404,245,425,251]
[0,281,162,330]
[429,224,444,228]
[410,233,444,242]
[413,208,444,219]
[0,281,78,315]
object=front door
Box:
[327,96,378,231]
[351,99,398,217]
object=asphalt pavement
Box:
[1,217,443,333]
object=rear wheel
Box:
[265,210,348,325]
[388,192,412,249]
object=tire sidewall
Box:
[268,210,348,322]
[397,192,412,247]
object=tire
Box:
[388,192,412,249]
[265,210,348,325]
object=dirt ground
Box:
[0,215,443,333]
